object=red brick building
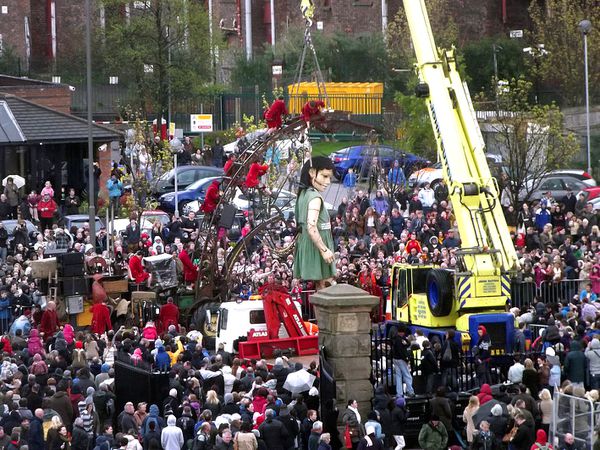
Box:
[0,1,532,74]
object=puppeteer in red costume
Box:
[244,161,269,189]
[200,180,221,214]
[264,96,288,129]
[39,301,59,340]
[90,301,112,335]
[179,242,198,287]
[301,100,325,123]
[128,251,151,286]
[159,297,180,332]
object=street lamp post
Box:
[85,0,96,249]
[170,137,183,217]
[579,19,593,175]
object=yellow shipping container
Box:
[287,82,383,115]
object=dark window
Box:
[249,310,265,324]
[219,308,228,331]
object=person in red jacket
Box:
[158,297,180,333]
[301,99,326,124]
[179,242,198,289]
[39,301,59,340]
[90,301,112,335]
[223,154,237,177]
[37,193,58,230]
[128,251,152,287]
[405,232,422,255]
[264,95,288,130]
[244,161,269,189]
[200,180,221,214]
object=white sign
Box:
[190,114,213,133]
[1,6,8,14]
[272,65,282,76]
[510,30,523,38]
[317,21,324,30]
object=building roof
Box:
[0,93,121,144]
[0,101,25,144]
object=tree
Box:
[97,0,212,125]
[462,36,528,98]
[386,0,459,75]
[528,0,600,106]
[394,89,436,161]
[484,77,579,208]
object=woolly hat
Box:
[395,397,405,408]
[224,393,234,404]
[101,363,110,373]
[169,388,178,397]
[75,341,83,349]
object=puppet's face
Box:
[310,168,333,192]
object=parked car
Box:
[589,196,600,211]
[158,176,224,214]
[408,155,507,188]
[520,175,588,202]
[140,210,170,230]
[330,145,430,181]
[576,186,600,202]
[151,165,223,196]
[64,214,104,232]
[168,176,332,222]
[549,169,596,187]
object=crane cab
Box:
[388,263,515,354]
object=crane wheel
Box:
[426,269,453,317]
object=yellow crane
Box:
[388,0,519,352]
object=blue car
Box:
[158,176,223,214]
[330,145,430,180]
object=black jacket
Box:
[258,417,289,450]
[71,425,90,450]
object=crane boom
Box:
[403,0,518,310]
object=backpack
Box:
[535,444,550,450]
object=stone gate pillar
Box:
[310,284,379,420]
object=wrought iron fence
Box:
[370,322,567,397]
[370,323,528,395]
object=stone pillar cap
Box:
[310,283,379,308]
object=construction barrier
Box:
[287,82,384,115]
[552,392,596,448]
[510,278,589,309]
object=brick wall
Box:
[55,0,85,66]
[29,0,49,71]
[0,0,31,64]
[221,0,531,53]
[0,85,71,113]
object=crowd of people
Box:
[0,104,599,450]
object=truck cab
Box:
[215,299,305,354]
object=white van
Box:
[215,299,303,354]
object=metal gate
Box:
[552,392,597,448]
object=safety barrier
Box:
[510,278,589,309]
[552,392,597,448]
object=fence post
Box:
[311,284,379,420]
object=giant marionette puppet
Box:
[293,156,337,290]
